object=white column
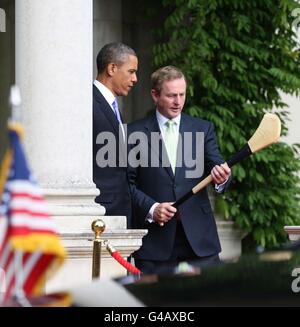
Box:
[15,0,105,216]
[15,1,148,291]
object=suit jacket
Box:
[93,85,132,225]
[128,112,227,260]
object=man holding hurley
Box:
[128,66,231,274]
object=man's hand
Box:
[211,162,231,185]
[153,202,177,227]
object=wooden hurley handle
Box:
[159,175,213,226]
[192,175,213,194]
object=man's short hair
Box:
[151,66,187,94]
[96,42,137,74]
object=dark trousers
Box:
[135,220,221,275]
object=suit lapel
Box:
[144,114,174,180]
[93,85,127,161]
[93,85,120,135]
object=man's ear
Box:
[151,89,159,103]
[107,63,117,77]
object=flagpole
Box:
[9,85,22,123]
[8,85,31,307]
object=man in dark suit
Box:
[93,43,138,226]
[128,66,231,274]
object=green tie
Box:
[164,120,178,173]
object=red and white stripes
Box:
[0,179,62,303]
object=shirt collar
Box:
[156,109,181,127]
[94,80,116,108]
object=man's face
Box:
[111,55,138,96]
[151,77,186,119]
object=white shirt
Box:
[94,80,125,139]
[156,110,181,141]
[94,80,115,113]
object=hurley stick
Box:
[173,113,281,209]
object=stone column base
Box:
[217,220,246,262]
[44,188,106,217]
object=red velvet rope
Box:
[111,251,141,275]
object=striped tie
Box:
[112,99,123,125]
[112,98,125,139]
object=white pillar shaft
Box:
[13,1,149,290]
[15,0,92,188]
[15,0,105,215]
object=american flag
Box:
[0,123,66,304]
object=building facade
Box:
[0,0,299,288]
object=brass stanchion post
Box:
[91,219,105,279]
